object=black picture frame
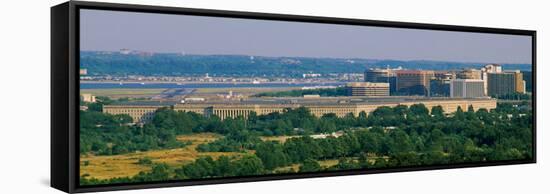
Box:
[51,1,537,193]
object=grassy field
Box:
[80,89,166,99]
[319,159,340,168]
[80,133,248,180]
[80,132,365,180]
[260,135,300,143]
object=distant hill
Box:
[80,51,532,77]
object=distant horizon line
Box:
[79,49,533,65]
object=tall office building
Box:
[364,68,397,95]
[430,79,451,97]
[450,79,485,98]
[430,71,454,97]
[346,82,390,96]
[481,64,503,95]
[396,70,434,96]
[364,68,392,82]
[434,71,455,80]
[487,71,525,96]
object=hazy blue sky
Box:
[80,9,532,64]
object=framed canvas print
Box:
[51,1,536,193]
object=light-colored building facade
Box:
[103,97,497,123]
[482,64,503,74]
[346,82,390,96]
[450,79,485,98]
[80,94,96,103]
[102,105,160,123]
[457,69,482,80]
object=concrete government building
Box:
[103,97,497,123]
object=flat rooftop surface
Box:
[106,96,495,107]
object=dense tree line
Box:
[196,129,262,152]
[174,155,265,179]
[259,103,531,170]
[195,107,348,152]
[80,51,531,77]
[81,52,368,77]
[80,110,192,155]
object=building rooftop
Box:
[107,101,178,107]
[105,96,495,107]
[395,70,434,74]
[453,79,484,82]
[346,82,390,87]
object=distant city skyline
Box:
[80,9,532,64]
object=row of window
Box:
[105,101,495,122]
